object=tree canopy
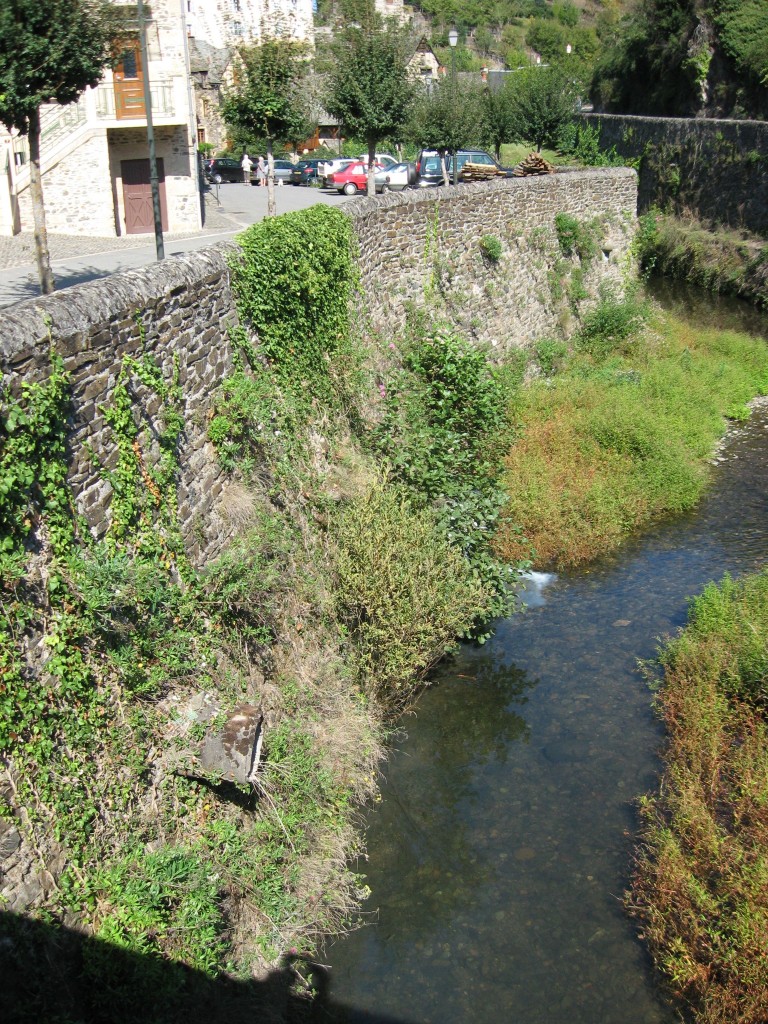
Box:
[221,38,311,215]
[408,78,485,181]
[0,0,118,135]
[590,0,768,118]
[507,65,576,151]
[325,13,414,195]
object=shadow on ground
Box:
[0,910,414,1024]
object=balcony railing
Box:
[95,80,176,120]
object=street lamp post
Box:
[448,27,458,185]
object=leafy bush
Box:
[535,337,569,376]
[333,482,490,712]
[479,234,503,263]
[373,325,524,620]
[229,205,363,410]
[574,293,649,360]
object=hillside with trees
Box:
[588,0,768,118]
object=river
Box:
[320,285,768,1024]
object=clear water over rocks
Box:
[322,289,768,1024]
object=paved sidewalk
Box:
[0,184,349,308]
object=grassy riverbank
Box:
[636,211,768,309]
[495,302,768,569]
[628,570,768,1024]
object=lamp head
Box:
[448,28,458,47]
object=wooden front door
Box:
[121,158,168,234]
[114,42,146,119]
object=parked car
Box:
[414,149,514,187]
[290,159,323,186]
[357,153,398,169]
[204,157,244,184]
[374,161,415,193]
[317,156,355,183]
[327,160,386,195]
[252,158,294,184]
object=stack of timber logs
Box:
[513,153,556,176]
[460,162,505,182]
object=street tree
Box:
[222,39,312,217]
[482,80,516,161]
[0,0,118,295]
[325,9,414,197]
[507,66,577,152]
[407,78,485,185]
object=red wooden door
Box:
[121,158,168,234]
[113,43,146,119]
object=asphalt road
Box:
[0,182,351,309]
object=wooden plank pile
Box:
[513,152,556,176]
[460,162,505,182]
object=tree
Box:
[507,66,577,152]
[407,78,485,185]
[221,39,312,217]
[0,0,118,295]
[482,81,516,161]
[325,9,414,197]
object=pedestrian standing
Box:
[256,156,267,187]
[241,152,253,184]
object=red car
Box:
[326,160,384,195]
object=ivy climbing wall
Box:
[2,245,240,566]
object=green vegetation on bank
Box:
[628,570,768,1024]
[636,210,768,309]
[495,301,768,569]
[0,204,523,1018]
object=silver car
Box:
[374,162,415,193]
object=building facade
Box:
[0,0,201,238]
[187,0,314,150]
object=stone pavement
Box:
[0,185,349,307]
[0,190,241,271]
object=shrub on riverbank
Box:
[628,570,768,1023]
[636,211,768,309]
[495,307,768,569]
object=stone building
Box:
[0,0,201,238]
[375,0,407,22]
[187,0,315,150]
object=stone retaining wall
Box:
[345,167,637,350]
[583,113,768,235]
[1,168,638,571]
[2,244,239,567]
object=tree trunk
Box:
[266,139,276,218]
[440,150,449,187]
[28,108,55,295]
[366,138,376,198]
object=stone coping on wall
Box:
[341,165,637,219]
[1,242,238,373]
[584,112,768,132]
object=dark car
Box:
[290,159,323,186]
[414,149,514,187]
[204,158,245,184]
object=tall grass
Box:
[628,571,768,1023]
[496,310,768,569]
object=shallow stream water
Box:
[321,286,768,1024]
